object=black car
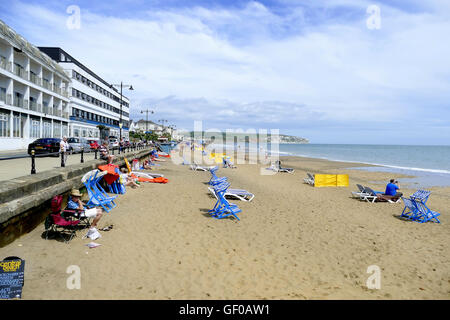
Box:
[28,138,62,156]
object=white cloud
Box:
[3,0,450,143]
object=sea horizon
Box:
[208,142,450,187]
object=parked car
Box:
[67,137,91,153]
[87,139,100,150]
[109,138,119,149]
[28,138,62,156]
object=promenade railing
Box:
[0,142,153,177]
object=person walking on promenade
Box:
[60,136,70,164]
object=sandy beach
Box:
[0,154,449,300]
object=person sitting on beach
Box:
[99,141,114,164]
[223,157,236,169]
[378,179,403,201]
[67,188,103,240]
[120,168,140,189]
[142,159,154,170]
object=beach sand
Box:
[0,155,449,299]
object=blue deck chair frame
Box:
[82,170,117,213]
[412,199,440,224]
[208,182,241,221]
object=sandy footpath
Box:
[0,154,449,299]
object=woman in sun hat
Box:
[67,188,104,240]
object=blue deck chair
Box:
[91,170,118,205]
[412,199,441,224]
[209,166,227,183]
[109,180,126,194]
[83,170,116,210]
[107,168,126,195]
[410,190,431,204]
[208,182,242,221]
[400,197,420,220]
[81,170,117,213]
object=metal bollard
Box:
[61,151,65,167]
[95,149,98,160]
[81,148,84,163]
[31,150,36,174]
[111,147,114,156]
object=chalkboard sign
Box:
[0,257,25,300]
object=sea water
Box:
[209,143,450,187]
[277,144,450,187]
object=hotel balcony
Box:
[13,64,27,80]
[13,97,28,109]
[29,100,41,113]
[0,56,12,72]
[29,73,41,86]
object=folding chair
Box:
[208,182,242,221]
[209,166,228,185]
[82,170,117,213]
[412,198,441,224]
[45,196,81,243]
[303,173,315,185]
[410,190,431,203]
[400,197,420,220]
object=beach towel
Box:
[157,152,171,158]
[131,174,168,184]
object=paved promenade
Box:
[0,149,136,182]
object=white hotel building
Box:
[0,20,71,151]
[0,20,131,151]
[38,47,130,142]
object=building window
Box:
[31,119,40,138]
[53,121,61,138]
[62,123,68,137]
[0,111,10,137]
[13,114,20,137]
[0,87,6,103]
[74,127,80,137]
[43,121,52,137]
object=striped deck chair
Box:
[208,182,242,221]
[412,198,440,224]
[410,190,431,203]
[81,170,117,213]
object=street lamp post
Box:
[110,82,134,147]
[141,109,155,134]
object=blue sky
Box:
[1,0,450,144]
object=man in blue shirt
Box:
[67,189,104,240]
[384,179,403,197]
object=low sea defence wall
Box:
[0,148,154,247]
